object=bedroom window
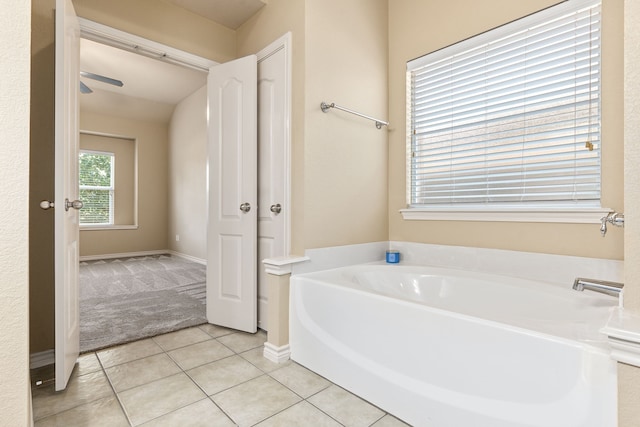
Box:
[404,0,603,222]
[79,150,115,225]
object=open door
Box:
[54,0,81,390]
[206,55,258,333]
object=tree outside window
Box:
[79,151,114,225]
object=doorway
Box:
[78,33,211,352]
[76,19,290,349]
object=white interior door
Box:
[54,0,81,391]
[206,55,258,333]
[257,39,290,330]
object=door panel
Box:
[220,235,243,299]
[207,55,258,333]
[54,0,81,391]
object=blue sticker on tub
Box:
[386,251,400,263]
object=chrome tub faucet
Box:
[573,277,624,297]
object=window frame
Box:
[79,149,115,227]
[402,0,610,223]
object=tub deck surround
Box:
[602,307,640,367]
[263,255,310,276]
[389,241,624,288]
[290,241,389,275]
[288,241,623,285]
[290,263,619,427]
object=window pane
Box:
[79,150,114,225]
[79,189,113,224]
[79,152,113,187]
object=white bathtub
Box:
[289,263,618,427]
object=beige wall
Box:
[237,0,307,254]
[1,0,32,423]
[388,0,624,260]
[168,86,208,260]
[80,133,136,226]
[624,0,640,320]
[303,0,388,249]
[621,0,640,424]
[79,112,169,256]
[238,0,388,253]
[72,0,236,63]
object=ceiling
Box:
[79,0,266,122]
[79,38,208,122]
[165,0,266,30]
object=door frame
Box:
[69,19,292,334]
[255,33,293,330]
[78,19,217,72]
[256,32,292,258]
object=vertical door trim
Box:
[257,32,292,257]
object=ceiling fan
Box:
[79,71,124,94]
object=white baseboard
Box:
[79,250,168,262]
[30,349,54,369]
[263,342,290,364]
[79,249,207,265]
[167,250,207,265]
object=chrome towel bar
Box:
[320,102,389,129]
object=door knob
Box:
[270,203,282,214]
[65,198,83,211]
[239,202,251,213]
[40,200,55,210]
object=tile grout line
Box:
[190,329,311,426]
[32,360,127,424]
[245,375,344,427]
[179,372,239,424]
[145,329,353,426]
[165,332,257,426]
[94,327,262,425]
[201,334,274,421]
[95,351,135,427]
[284,379,347,427]
[33,325,403,426]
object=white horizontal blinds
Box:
[408,0,601,207]
[79,151,115,224]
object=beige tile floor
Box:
[31,325,410,427]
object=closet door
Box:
[206,55,258,333]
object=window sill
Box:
[400,206,612,224]
[80,225,139,231]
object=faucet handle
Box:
[600,211,624,237]
[600,214,608,237]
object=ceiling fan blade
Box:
[80,71,124,87]
[79,81,93,94]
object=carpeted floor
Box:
[79,254,207,353]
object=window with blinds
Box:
[407,0,601,210]
[79,150,114,225]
